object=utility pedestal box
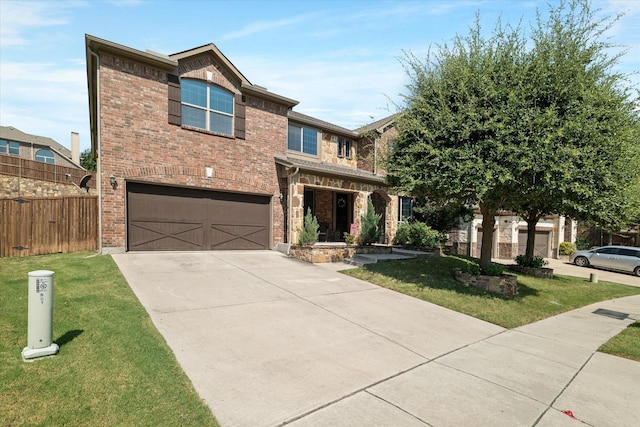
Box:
[22,270,59,360]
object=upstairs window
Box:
[35,148,55,164]
[0,139,20,156]
[338,137,352,158]
[398,196,412,222]
[181,79,233,135]
[288,124,318,156]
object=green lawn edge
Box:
[0,252,219,427]
[343,255,640,360]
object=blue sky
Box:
[1,0,638,153]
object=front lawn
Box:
[0,252,218,426]
[343,255,640,329]
[599,321,640,362]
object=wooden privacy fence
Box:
[0,196,98,257]
[0,154,95,185]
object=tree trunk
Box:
[525,213,542,258]
[479,203,497,268]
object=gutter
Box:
[87,45,102,254]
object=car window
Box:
[595,247,619,255]
[617,248,640,257]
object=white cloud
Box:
[221,12,321,41]
[0,1,72,47]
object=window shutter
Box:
[168,74,181,125]
[234,94,246,139]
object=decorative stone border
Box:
[506,265,554,279]
[454,271,519,297]
[289,244,392,264]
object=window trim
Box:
[1,139,20,156]
[398,196,412,222]
[180,78,234,136]
[338,137,352,159]
[288,123,319,156]
[35,148,55,164]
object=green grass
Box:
[343,254,640,329]
[599,321,640,362]
[0,252,218,427]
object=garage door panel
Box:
[518,230,550,258]
[127,183,269,251]
[210,224,268,250]
[129,221,204,251]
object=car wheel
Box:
[574,256,589,267]
[635,266,640,277]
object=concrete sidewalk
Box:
[113,251,640,426]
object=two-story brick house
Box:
[86,35,399,253]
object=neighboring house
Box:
[0,126,82,168]
[448,213,578,260]
[0,126,90,198]
[85,35,401,253]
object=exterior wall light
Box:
[109,174,117,190]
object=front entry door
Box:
[335,193,351,241]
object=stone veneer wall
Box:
[1,176,92,198]
[288,171,398,245]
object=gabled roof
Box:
[356,113,399,135]
[170,43,252,87]
[288,111,359,139]
[274,154,385,184]
[0,126,72,158]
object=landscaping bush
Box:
[393,221,441,248]
[481,262,505,276]
[575,237,592,250]
[343,232,357,245]
[358,198,382,245]
[298,208,319,246]
[514,254,548,268]
[559,241,577,255]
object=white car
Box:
[570,245,640,277]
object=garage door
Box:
[518,230,550,258]
[127,183,270,251]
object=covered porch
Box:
[275,155,398,246]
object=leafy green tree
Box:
[505,0,640,257]
[388,0,639,266]
[412,198,474,233]
[387,14,526,267]
[358,198,382,245]
[80,148,96,171]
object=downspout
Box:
[286,166,299,255]
[88,46,102,254]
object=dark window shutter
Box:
[168,74,181,126]
[234,94,246,139]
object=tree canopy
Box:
[387,0,640,266]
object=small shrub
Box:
[514,254,548,268]
[298,208,319,246]
[559,241,576,255]
[358,198,382,245]
[343,232,357,245]
[575,237,592,250]
[481,262,505,276]
[393,221,441,248]
[466,264,481,275]
[394,222,412,246]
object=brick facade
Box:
[88,36,401,252]
[97,50,289,250]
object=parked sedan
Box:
[570,245,640,277]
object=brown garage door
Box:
[518,230,550,258]
[127,183,270,251]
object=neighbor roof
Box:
[356,113,399,135]
[0,126,72,158]
[288,111,359,139]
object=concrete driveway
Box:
[113,251,640,427]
